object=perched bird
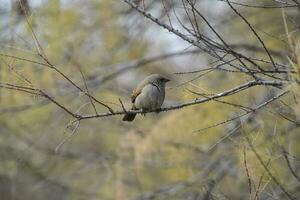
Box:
[123,74,170,122]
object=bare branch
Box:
[80,80,287,120]
[246,137,296,200]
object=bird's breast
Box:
[134,84,165,110]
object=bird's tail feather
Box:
[122,113,136,121]
[122,105,137,122]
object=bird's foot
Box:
[141,109,147,116]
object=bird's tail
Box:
[122,106,137,122]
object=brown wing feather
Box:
[131,81,148,103]
[131,89,141,103]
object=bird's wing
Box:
[131,81,148,103]
[131,88,141,103]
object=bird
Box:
[122,74,170,122]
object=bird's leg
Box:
[141,109,146,116]
[155,108,161,114]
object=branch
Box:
[122,0,218,57]
[79,80,287,120]
[84,49,203,88]
[226,0,278,70]
[193,89,289,132]
[218,0,299,9]
[246,137,296,200]
[282,147,300,183]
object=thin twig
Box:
[193,90,289,132]
[119,98,128,113]
[55,120,80,153]
[246,137,296,200]
[226,0,278,70]
[243,146,252,197]
[282,147,300,183]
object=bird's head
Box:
[147,74,170,86]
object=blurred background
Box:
[0,0,299,199]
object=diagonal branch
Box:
[246,137,296,200]
[226,0,278,70]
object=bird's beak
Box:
[164,78,171,82]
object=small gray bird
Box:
[123,74,170,122]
